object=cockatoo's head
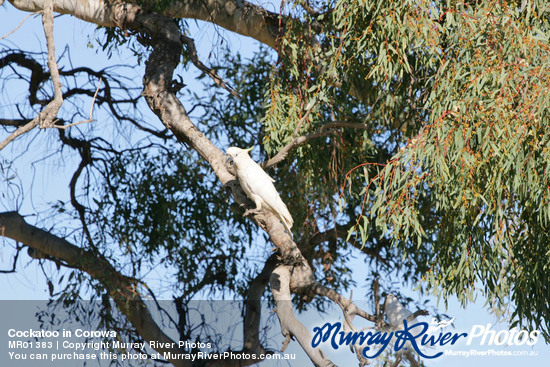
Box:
[225,146,253,174]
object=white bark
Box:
[8,0,279,48]
[271,266,335,367]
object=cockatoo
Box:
[225,147,293,236]
[385,294,414,328]
[384,294,425,365]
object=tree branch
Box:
[312,283,377,323]
[39,0,63,128]
[0,211,192,367]
[0,0,63,151]
[270,266,335,367]
[262,121,370,169]
[0,119,39,151]
[8,0,281,49]
[181,35,241,99]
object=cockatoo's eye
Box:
[225,155,235,167]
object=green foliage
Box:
[336,1,550,337]
[259,0,448,297]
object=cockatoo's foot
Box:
[243,208,261,217]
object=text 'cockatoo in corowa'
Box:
[225,147,293,236]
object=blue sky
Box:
[0,2,548,366]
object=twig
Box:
[0,244,23,273]
[181,35,241,99]
[54,78,102,129]
[0,12,38,40]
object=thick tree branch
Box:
[8,0,281,49]
[0,211,192,367]
[270,266,335,367]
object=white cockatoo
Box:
[225,146,293,236]
[384,294,425,365]
[385,294,414,328]
[384,294,418,358]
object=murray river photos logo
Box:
[311,319,540,359]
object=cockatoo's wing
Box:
[238,160,293,233]
[226,146,294,236]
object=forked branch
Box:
[0,0,63,151]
